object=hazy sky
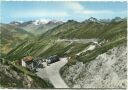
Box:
[1,1,127,23]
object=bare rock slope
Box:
[61,45,127,88]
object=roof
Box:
[23,56,33,62]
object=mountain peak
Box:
[88,17,98,22]
[10,21,22,25]
[82,17,99,23]
[33,19,49,25]
[111,17,122,22]
[32,19,63,25]
[67,20,78,24]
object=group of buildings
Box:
[21,55,60,71]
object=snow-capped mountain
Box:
[32,19,50,25]
[9,19,64,35]
[82,17,99,24]
[10,21,22,25]
[99,19,111,23]
[87,17,99,22]
[10,19,63,26]
[22,19,63,26]
[111,17,123,22]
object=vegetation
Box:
[4,17,126,64]
[0,61,54,88]
[0,24,34,54]
[78,37,126,63]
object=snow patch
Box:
[76,45,96,56]
[33,19,49,25]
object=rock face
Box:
[0,62,53,88]
[61,45,127,88]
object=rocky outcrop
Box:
[61,45,127,88]
[0,62,53,88]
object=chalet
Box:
[22,56,44,70]
[22,56,34,70]
[22,55,60,69]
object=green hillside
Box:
[5,17,127,66]
[0,24,34,54]
[41,18,126,40]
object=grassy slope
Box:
[5,18,127,65]
[40,20,106,39]
[0,24,34,54]
[78,37,126,63]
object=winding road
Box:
[57,39,98,44]
[36,58,69,88]
[36,39,98,88]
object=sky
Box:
[1,1,127,23]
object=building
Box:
[22,56,34,69]
[22,55,60,69]
[47,55,60,65]
[22,56,44,70]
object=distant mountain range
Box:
[8,17,125,35]
[10,19,64,35]
[40,17,126,39]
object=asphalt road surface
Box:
[36,58,69,88]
